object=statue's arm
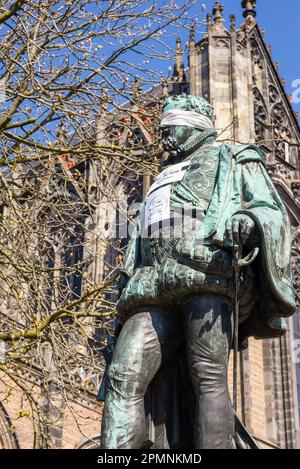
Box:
[118,218,141,290]
[225,151,290,250]
[233,152,295,312]
[224,149,283,248]
[238,157,287,218]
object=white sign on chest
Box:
[148,160,191,195]
[145,160,190,228]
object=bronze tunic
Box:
[117,144,256,320]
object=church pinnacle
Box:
[173,37,184,82]
[241,0,257,26]
[212,2,224,24]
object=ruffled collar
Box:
[178,128,218,157]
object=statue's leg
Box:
[181,294,234,449]
[101,307,181,449]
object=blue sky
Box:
[189,0,300,119]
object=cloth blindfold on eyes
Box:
[160,109,214,130]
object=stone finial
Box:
[161,79,169,98]
[241,0,257,26]
[206,13,213,32]
[131,77,141,101]
[280,77,286,87]
[189,24,195,45]
[230,14,236,32]
[173,37,184,82]
[57,121,67,143]
[187,25,196,72]
[212,2,224,24]
[176,36,182,51]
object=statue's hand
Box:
[224,214,255,247]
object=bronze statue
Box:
[100,95,295,449]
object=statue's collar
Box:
[177,129,218,158]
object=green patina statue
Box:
[100,94,295,449]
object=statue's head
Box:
[160,94,215,152]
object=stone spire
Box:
[187,24,196,67]
[57,121,67,144]
[189,24,195,46]
[206,13,213,32]
[173,37,184,82]
[161,79,169,98]
[241,0,257,27]
[211,2,225,32]
[230,14,236,32]
[130,77,142,104]
[187,24,196,94]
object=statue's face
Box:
[161,125,192,151]
[160,101,198,152]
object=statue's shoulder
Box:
[222,143,266,166]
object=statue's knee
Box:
[107,362,146,399]
[190,360,228,393]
